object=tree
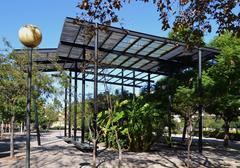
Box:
[76,0,239,46]
[0,39,56,157]
[168,27,204,48]
[204,32,240,147]
[41,98,61,129]
[0,41,28,157]
[172,86,198,167]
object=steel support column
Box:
[147,73,151,94]
[121,69,124,96]
[64,83,67,137]
[73,63,78,141]
[133,71,135,100]
[167,88,172,147]
[68,71,72,138]
[167,74,172,147]
[168,94,172,147]
[81,49,86,143]
[93,24,98,142]
[198,48,203,153]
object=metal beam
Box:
[107,71,123,83]
[151,74,159,79]
[123,71,133,82]
[47,56,169,75]
[85,70,154,83]
[135,40,154,54]
[52,74,142,88]
[60,41,187,68]
[99,32,113,48]
[99,34,128,62]
[65,23,84,70]
[145,42,166,57]
[65,17,219,54]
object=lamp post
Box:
[18,24,42,168]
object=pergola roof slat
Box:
[16,16,219,88]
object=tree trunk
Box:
[182,118,187,142]
[106,132,109,148]
[3,123,6,133]
[115,130,122,168]
[10,114,15,158]
[34,97,41,146]
[223,120,230,147]
[1,121,3,139]
[20,122,23,134]
[8,123,10,134]
[92,138,97,168]
[187,117,193,168]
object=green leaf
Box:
[112,111,124,122]
[121,128,129,135]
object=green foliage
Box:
[204,116,224,130]
[203,32,240,146]
[0,40,56,127]
[203,130,240,141]
[96,32,240,150]
[98,96,168,152]
[230,117,240,131]
[173,86,197,118]
[204,32,240,123]
[169,28,204,48]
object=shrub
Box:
[97,96,168,151]
[202,130,240,140]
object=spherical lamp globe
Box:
[18,24,42,48]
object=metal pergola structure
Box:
[17,17,219,153]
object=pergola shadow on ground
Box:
[16,17,219,152]
[1,134,240,168]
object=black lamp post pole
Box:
[26,48,33,168]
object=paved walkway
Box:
[0,131,240,168]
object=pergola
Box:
[22,17,219,152]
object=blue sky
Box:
[0,0,218,50]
